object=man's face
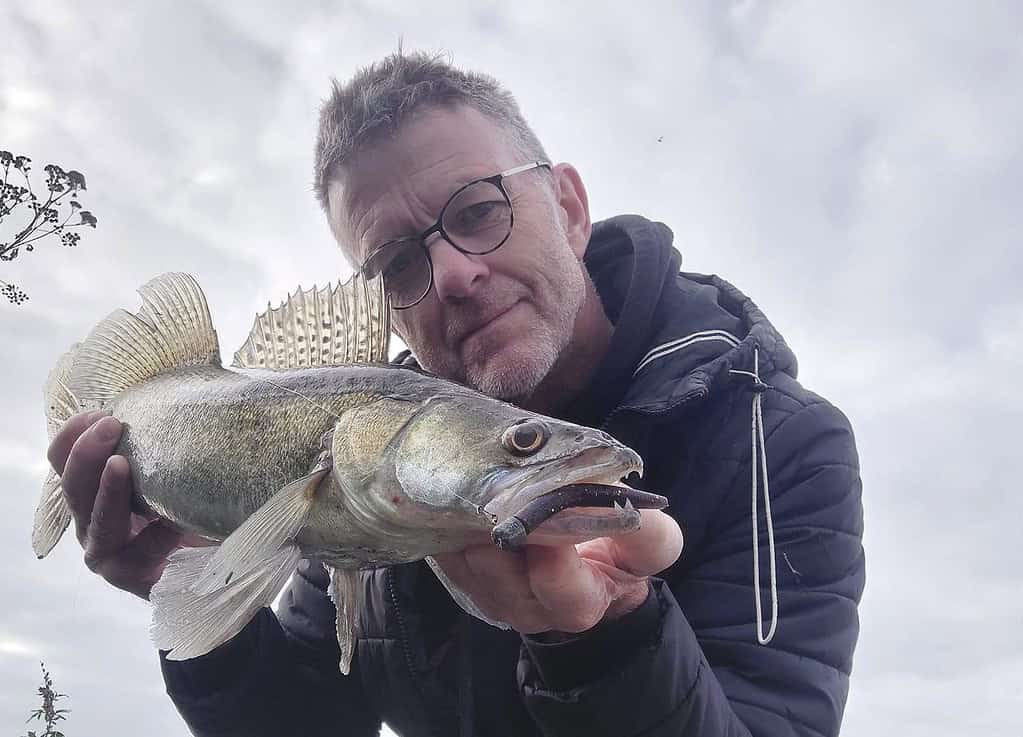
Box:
[328,105,589,401]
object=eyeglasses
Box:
[359,160,552,309]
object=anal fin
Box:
[326,565,361,675]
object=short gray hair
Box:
[313,49,550,213]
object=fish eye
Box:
[502,420,549,456]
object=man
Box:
[49,51,864,736]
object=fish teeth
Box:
[613,500,624,511]
[624,498,635,511]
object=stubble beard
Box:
[466,324,561,401]
[464,266,586,403]
[404,205,590,403]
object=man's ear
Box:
[551,163,592,260]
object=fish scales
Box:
[33,272,662,674]
[110,366,383,540]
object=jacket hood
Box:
[572,215,799,423]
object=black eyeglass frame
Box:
[359,160,552,309]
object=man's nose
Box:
[429,236,489,301]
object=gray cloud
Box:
[2,2,1020,735]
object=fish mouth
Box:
[491,483,668,551]
[482,444,661,550]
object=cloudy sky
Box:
[2,1,1021,735]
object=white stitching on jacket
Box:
[633,330,741,376]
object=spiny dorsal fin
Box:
[232,273,389,370]
[70,273,221,405]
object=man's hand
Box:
[47,411,199,600]
[432,510,683,634]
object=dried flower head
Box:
[1,151,98,305]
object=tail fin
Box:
[33,347,82,558]
[33,272,222,558]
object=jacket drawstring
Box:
[729,345,778,645]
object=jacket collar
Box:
[573,215,798,422]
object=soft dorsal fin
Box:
[69,273,221,405]
[232,273,389,370]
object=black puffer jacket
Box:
[162,215,865,737]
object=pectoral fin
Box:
[326,565,361,675]
[152,544,301,660]
[192,466,329,594]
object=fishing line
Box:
[450,492,498,524]
[251,375,343,422]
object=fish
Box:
[32,272,666,673]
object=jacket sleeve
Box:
[160,562,381,737]
[517,400,865,737]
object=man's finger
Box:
[449,545,535,610]
[98,520,182,600]
[462,543,529,583]
[461,544,541,612]
[84,455,133,572]
[47,409,108,474]
[526,544,607,632]
[62,416,123,543]
[592,510,684,577]
[431,550,503,615]
[433,548,550,633]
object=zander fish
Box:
[32,272,665,673]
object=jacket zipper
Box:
[387,566,438,737]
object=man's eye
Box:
[383,248,417,278]
[365,242,420,284]
[452,201,504,231]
